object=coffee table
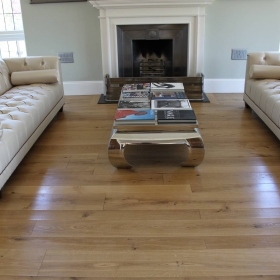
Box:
[108,121,205,169]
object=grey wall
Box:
[21,0,102,81]
[204,0,280,78]
[21,0,280,81]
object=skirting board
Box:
[63,81,104,96]
[63,79,245,96]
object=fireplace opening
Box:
[133,40,173,77]
[117,24,188,77]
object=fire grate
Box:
[139,59,165,76]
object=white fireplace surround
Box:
[89,0,215,79]
[63,0,244,96]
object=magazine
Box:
[151,82,184,91]
[118,100,151,110]
[152,91,187,99]
[114,109,156,125]
[151,99,192,110]
[157,109,197,123]
[122,83,151,92]
[121,91,150,101]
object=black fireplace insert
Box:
[117,24,188,77]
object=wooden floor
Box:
[1,93,280,279]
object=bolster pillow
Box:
[11,69,58,85]
[249,65,280,79]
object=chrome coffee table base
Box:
[108,129,205,168]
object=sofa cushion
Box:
[0,58,13,96]
[245,79,280,128]
[249,65,280,79]
[0,83,63,174]
[11,69,59,86]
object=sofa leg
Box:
[244,101,250,108]
[0,190,2,200]
[59,106,64,112]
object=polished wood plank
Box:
[0,209,199,221]
[0,220,36,236]
[38,249,280,277]
[0,193,106,210]
[1,277,280,280]
[0,249,45,276]
[31,218,280,237]
[2,184,191,195]
[204,235,280,249]
[0,236,206,251]
[104,190,280,210]
[5,172,164,187]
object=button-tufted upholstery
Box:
[0,58,12,95]
[244,52,280,140]
[0,56,64,192]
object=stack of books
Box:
[114,83,155,125]
[114,82,197,125]
[151,82,197,124]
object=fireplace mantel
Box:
[90,0,214,80]
[89,0,214,9]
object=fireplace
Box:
[117,24,188,77]
[89,0,214,93]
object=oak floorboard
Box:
[204,235,280,249]
[0,209,200,221]
[0,193,106,210]
[0,275,280,280]
[200,208,280,219]
[1,184,191,195]
[104,191,280,210]
[30,218,280,237]
[4,172,164,187]
[0,220,36,236]
[1,94,280,278]
[0,236,206,251]
[37,249,280,277]
[0,249,45,276]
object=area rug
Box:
[98,92,210,104]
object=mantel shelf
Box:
[89,0,214,9]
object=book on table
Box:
[157,109,197,124]
[114,109,156,125]
[151,82,184,92]
[117,100,150,110]
[152,91,187,99]
[120,91,150,101]
[122,83,151,92]
[151,99,192,110]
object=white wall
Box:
[204,0,280,79]
[21,0,103,83]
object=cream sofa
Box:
[244,52,280,140]
[0,56,65,195]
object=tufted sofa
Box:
[0,56,64,194]
[244,52,280,140]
